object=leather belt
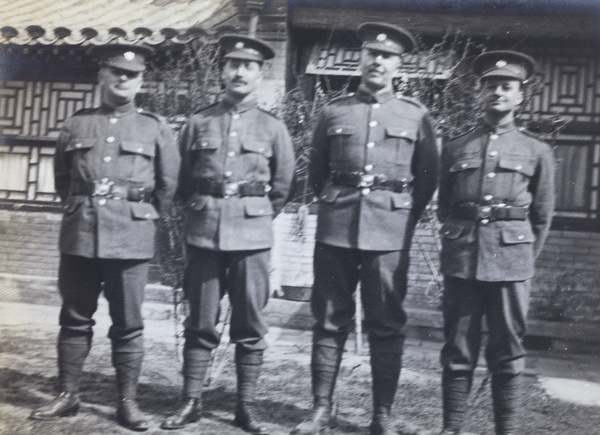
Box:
[331,171,413,193]
[450,202,529,221]
[193,178,271,198]
[69,179,152,203]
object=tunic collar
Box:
[483,118,516,135]
[101,101,137,116]
[221,94,258,114]
[356,85,395,104]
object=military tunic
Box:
[177,95,294,351]
[309,85,438,338]
[54,102,179,259]
[438,120,555,374]
[53,101,179,366]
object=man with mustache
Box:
[437,51,555,435]
[161,34,294,434]
[291,22,438,435]
[29,43,180,431]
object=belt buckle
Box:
[93,178,113,196]
[224,182,239,197]
[358,174,375,188]
[478,205,492,220]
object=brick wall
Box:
[1,207,600,323]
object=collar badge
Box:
[376,33,387,42]
[496,60,508,68]
[235,41,245,49]
[123,51,135,61]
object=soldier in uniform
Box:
[291,22,439,435]
[437,51,555,435]
[160,34,294,434]
[29,43,180,431]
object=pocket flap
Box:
[327,125,355,136]
[131,203,159,220]
[498,158,536,176]
[191,137,220,150]
[501,228,535,244]
[120,141,155,157]
[440,222,467,240]
[244,197,274,217]
[391,192,413,209]
[450,158,482,172]
[63,196,84,213]
[386,127,416,141]
[186,195,208,211]
[242,140,273,157]
[66,139,94,152]
[319,188,341,204]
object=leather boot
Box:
[290,403,331,435]
[30,391,80,420]
[441,370,472,434]
[492,373,522,435]
[234,347,268,434]
[117,397,149,432]
[370,405,394,435]
[161,398,201,430]
[235,401,269,434]
[113,338,148,431]
[369,337,403,435]
[161,346,210,430]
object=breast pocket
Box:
[449,156,483,199]
[118,140,155,182]
[386,127,416,165]
[497,156,536,199]
[241,137,273,173]
[327,125,356,165]
[65,139,95,175]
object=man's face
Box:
[359,48,401,92]
[98,66,143,104]
[479,77,523,115]
[222,59,263,98]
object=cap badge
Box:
[123,51,136,61]
[496,60,507,68]
[235,41,245,49]
[248,48,259,56]
[376,33,387,42]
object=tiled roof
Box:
[0,0,238,46]
[306,43,451,79]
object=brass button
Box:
[336,128,343,133]
[483,194,493,201]
[232,113,240,120]
[75,143,82,148]
[201,141,208,147]
[486,172,496,179]
[518,235,525,240]
[364,164,373,171]
[369,121,378,128]
[361,188,371,195]
[224,171,233,178]
[110,118,118,124]
[461,163,468,168]
[490,133,499,140]
[489,150,498,157]
[106,136,115,143]
[228,151,236,157]
[515,164,523,170]
[98,198,107,206]
[103,156,112,163]
[367,142,375,148]
[480,218,489,225]
[372,103,381,109]
[230,131,238,137]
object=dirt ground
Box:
[1,301,600,435]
